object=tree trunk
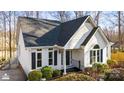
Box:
[118,11,121,50]
[9,11,12,68]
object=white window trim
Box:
[90,48,102,64]
[48,48,58,67]
[48,49,54,66]
[31,49,42,69]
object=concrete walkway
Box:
[0,58,27,81]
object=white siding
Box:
[65,21,93,49]
[42,48,48,66]
[18,30,31,75]
[72,49,84,69]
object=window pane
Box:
[37,53,42,67]
[37,49,42,51]
[49,59,53,65]
[54,50,57,66]
[49,52,52,58]
[93,45,100,49]
[93,51,96,56]
[49,48,53,50]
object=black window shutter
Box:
[54,50,57,65]
[101,49,103,62]
[31,52,36,69]
[90,50,92,64]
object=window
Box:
[48,49,58,66]
[90,45,103,64]
[54,50,57,66]
[49,51,53,65]
[37,53,42,67]
[31,52,36,69]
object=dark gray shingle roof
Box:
[18,16,89,47]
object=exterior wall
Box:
[18,30,31,75]
[84,30,109,67]
[72,49,84,69]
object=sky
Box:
[0,11,120,32]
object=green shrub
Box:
[102,64,109,73]
[55,73,95,81]
[53,69,61,77]
[107,59,118,68]
[41,66,53,80]
[104,68,124,81]
[28,70,42,81]
[92,63,109,73]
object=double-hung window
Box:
[49,48,53,65]
[48,48,58,66]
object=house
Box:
[17,15,111,75]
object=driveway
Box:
[0,58,27,81]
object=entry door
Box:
[66,51,70,65]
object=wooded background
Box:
[0,11,123,61]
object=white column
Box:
[63,49,66,75]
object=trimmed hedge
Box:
[28,70,42,81]
[53,69,61,77]
[55,73,95,81]
[41,66,53,80]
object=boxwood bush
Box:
[92,63,109,73]
[53,69,61,77]
[55,73,95,81]
[41,66,53,80]
[28,70,42,81]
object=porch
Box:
[60,48,84,74]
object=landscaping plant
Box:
[28,70,42,81]
[41,66,53,80]
[104,68,124,81]
[107,59,118,68]
[53,69,61,77]
[55,72,95,81]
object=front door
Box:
[66,50,70,65]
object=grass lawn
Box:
[111,52,124,61]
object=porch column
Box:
[63,49,66,75]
